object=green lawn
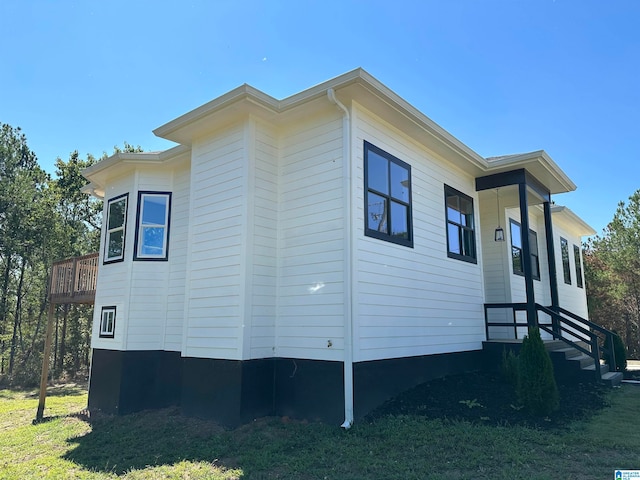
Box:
[1,384,639,479]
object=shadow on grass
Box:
[62,407,245,476]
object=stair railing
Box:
[484,302,618,380]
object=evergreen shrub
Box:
[517,327,559,416]
[501,348,519,385]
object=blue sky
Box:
[1,0,638,235]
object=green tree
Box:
[586,190,640,359]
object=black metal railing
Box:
[484,302,617,380]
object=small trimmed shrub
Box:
[517,327,559,416]
[501,348,519,385]
[605,332,627,372]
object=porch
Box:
[482,302,623,386]
[48,253,99,304]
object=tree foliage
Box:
[0,122,142,385]
[585,190,640,359]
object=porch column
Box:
[543,201,560,335]
[518,183,537,329]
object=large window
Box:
[104,194,128,264]
[445,185,476,263]
[561,237,571,284]
[510,219,540,280]
[134,192,172,260]
[99,306,116,338]
[364,141,412,247]
[573,244,583,288]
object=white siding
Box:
[125,169,173,350]
[165,163,190,351]
[91,175,135,351]
[276,113,346,361]
[353,104,485,362]
[249,121,278,359]
[553,220,589,319]
[182,123,246,359]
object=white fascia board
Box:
[551,205,597,236]
[486,150,577,194]
[81,144,190,191]
[152,67,488,173]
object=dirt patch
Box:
[365,371,610,429]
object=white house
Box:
[82,69,596,426]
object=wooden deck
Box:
[49,253,98,304]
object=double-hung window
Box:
[510,219,540,280]
[364,141,413,247]
[100,306,116,338]
[134,192,171,260]
[561,237,571,284]
[104,194,128,264]
[445,186,477,263]
[573,244,583,288]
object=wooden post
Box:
[36,302,55,422]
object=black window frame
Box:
[99,306,116,339]
[103,193,128,264]
[561,237,571,285]
[363,141,413,248]
[133,191,172,261]
[509,219,540,281]
[444,185,477,264]
[573,244,583,288]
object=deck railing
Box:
[49,253,99,304]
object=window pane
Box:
[108,230,124,258]
[510,222,522,248]
[574,245,584,288]
[367,192,388,233]
[142,196,167,225]
[462,228,475,257]
[459,197,473,228]
[448,223,461,254]
[390,162,409,202]
[108,198,126,229]
[390,201,409,239]
[367,151,389,195]
[141,227,166,255]
[512,246,523,273]
[561,238,571,284]
[446,195,461,224]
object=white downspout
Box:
[327,88,354,429]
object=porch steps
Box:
[545,343,623,387]
[483,340,623,387]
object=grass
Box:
[0,384,639,479]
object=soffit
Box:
[82,144,191,193]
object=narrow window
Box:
[100,306,116,338]
[364,141,412,247]
[561,237,571,284]
[573,244,583,288]
[104,194,128,264]
[134,192,172,260]
[445,185,476,263]
[510,219,540,280]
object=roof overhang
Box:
[152,68,576,196]
[81,144,191,197]
[551,205,596,236]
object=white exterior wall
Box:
[249,120,278,359]
[276,111,346,361]
[553,221,589,319]
[91,175,135,351]
[125,169,173,350]
[165,162,190,351]
[352,104,486,362]
[182,123,246,360]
